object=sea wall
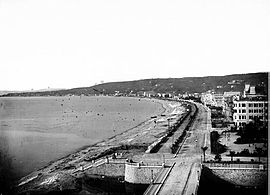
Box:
[125,162,163,184]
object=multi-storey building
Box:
[213,93,225,108]
[201,92,215,106]
[233,98,268,128]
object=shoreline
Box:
[24,97,168,173]
[14,97,186,194]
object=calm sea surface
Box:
[0,96,164,180]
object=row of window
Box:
[248,109,264,113]
[234,102,268,108]
[248,115,263,120]
[236,116,265,126]
[235,115,265,120]
[237,109,266,113]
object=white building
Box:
[223,91,241,98]
[213,93,225,108]
[233,98,268,128]
[201,92,215,106]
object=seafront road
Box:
[144,102,211,195]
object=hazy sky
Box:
[0,0,269,90]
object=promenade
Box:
[145,102,211,195]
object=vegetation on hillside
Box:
[1,72,268,97]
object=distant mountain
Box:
[0,91,18,96]
[0,88,65,96]
[1,72,268,97]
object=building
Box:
[233,98,268,128]
[144,91,157,97]
[223,91,241,98]
[201,92,215,106]
[213,93,225,108]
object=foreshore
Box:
[14,97,188,194]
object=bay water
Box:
[0,96,164,181]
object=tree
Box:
[255,147,263,162]
[201,146,208,162]
[229,150,235,162]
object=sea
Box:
[0,96,165,181]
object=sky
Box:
[0,0,269,91]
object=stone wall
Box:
[211,169,267,187]
[125,163,163,184]
[85,162,125,177]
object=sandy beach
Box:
[15,97,187,193]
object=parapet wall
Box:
[125,163,163,184]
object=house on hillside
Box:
[144,91,157,97]
[136,91,145,97]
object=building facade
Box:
[233,99,268,128]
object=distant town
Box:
[2,72,268,133]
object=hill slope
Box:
[2,72,268,97]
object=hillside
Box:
[1,72,268,97]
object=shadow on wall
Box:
[197,166,267,195]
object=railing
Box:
[204,163,267,170]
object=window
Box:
[249,109,253,113]
[239,115,241,119]
[254,103,258,107]
[259,109,263,113]
[242,116,246,119]
[242,109,246,113]
[242,103,246,107]
[249,103,253,107]
[254,109,258,113]
[239,103,241,107]
[249,116,253,120]
[239,110,241,113]
[259,103,263,107]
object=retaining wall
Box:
[204,163,268,187]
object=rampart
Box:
[125,162,163,184]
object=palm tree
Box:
[201,146,208,162]
[255,147,263,162]
[229,150,235,162]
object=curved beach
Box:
[15,97,187,193]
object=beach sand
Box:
[15,98,187,193]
